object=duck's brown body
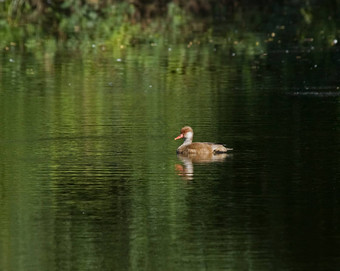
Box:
[177,142,229,155]
[175,126,232,155]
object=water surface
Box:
[1,29,340,270]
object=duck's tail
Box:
[214,145,233,154]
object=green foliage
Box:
[0,0,338,53]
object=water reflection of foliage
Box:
[0,0,338,53]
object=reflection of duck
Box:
[175,153,231,181]
[174,126,233,155]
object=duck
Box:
[174,126,233,155]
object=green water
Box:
[1,33,340,270]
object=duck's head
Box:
[174,126,194,141]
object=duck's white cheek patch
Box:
[185,132,193,139]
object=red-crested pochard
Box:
[174,126,233,155]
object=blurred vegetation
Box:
[0,0,339,53]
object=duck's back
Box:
[177,142,229,155]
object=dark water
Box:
[1,33,340,270]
